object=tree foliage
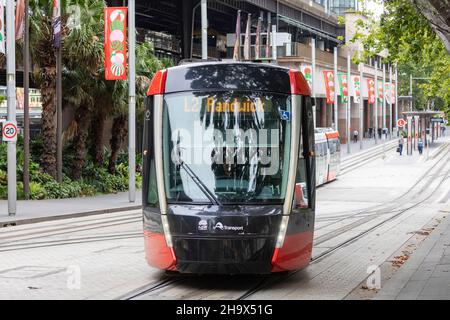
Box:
[351,0,450,116]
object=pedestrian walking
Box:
[398,136,404,156]
[418,138,424,155]
[353,130,359,143]
[378,128,382,140]
[442,126,446,137]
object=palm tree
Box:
[29,0,58,178]
[29,0,105,178]
[62,0,104,180]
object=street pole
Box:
[333,47,338,131]
[347,51,350,154]
[311,38,316,128]
[374,60,378,145]
[389,64,393,138]
[128,0,136,202]
[23,0,30,199]
[201,0,207,60]
[382,64,386,139]
[359,62,363,150]
[409,73,413,111]
[56,0,62,184]
[7,0,16,215]
[395,65,398,137]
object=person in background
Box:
[398,136,404,156]
[418,138,424,155]
[353,129,359,143]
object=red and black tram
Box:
[142,62,316,274]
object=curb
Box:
[0,204,142,228]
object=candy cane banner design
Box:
[301,65,312,90]
[323,70,335,104]
[105,7,127,80]
[352,75,361,103]
[377,82,383,103]
[337,73,348,103]
[367,79,375,105]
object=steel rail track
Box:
[236,146,450,300]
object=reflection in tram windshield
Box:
[163,92,292,204]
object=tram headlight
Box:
[275,215,290,248]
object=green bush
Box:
[1,135,142,200]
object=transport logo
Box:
[213,222,224,230]
[213,222,244,232]
[197,219,207,231]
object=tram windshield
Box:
[162,91,292,205]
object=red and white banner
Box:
[104,7,127,80]
[377,82,383,103]
[323,70,335,104]
[367,79,375,105]
[352,75,361,103]
[301,65,312,90]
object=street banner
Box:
[337,73,348,103]
[0,1,5,54]
[15,0,25,40]
[232,10,241,61]
[104,7,127,80]
[385,83,392,104]
[52,0,61,48]
[301,65,312,90]
[255,16,261,59]
[377,82,383,103]
[323,70,335,104]
[243,13,251,60]
[352,75,361,103]
[265,12,271,58]
[367,79,375,105]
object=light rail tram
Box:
[142,61,338,274]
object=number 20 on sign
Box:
[1,121,18,142]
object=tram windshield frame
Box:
[162,90,293,205]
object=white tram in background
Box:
[315,128,341,187]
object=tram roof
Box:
[161,61,300,95]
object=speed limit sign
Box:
[2,121,18,142]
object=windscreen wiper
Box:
[178,159,222,206]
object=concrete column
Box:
[181,0,194,59]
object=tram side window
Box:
[294,103,309,210]
[144,97,159,207]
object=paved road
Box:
[0,136,448,299]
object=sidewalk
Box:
[375,205,450,300]
[0,191,142,226]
